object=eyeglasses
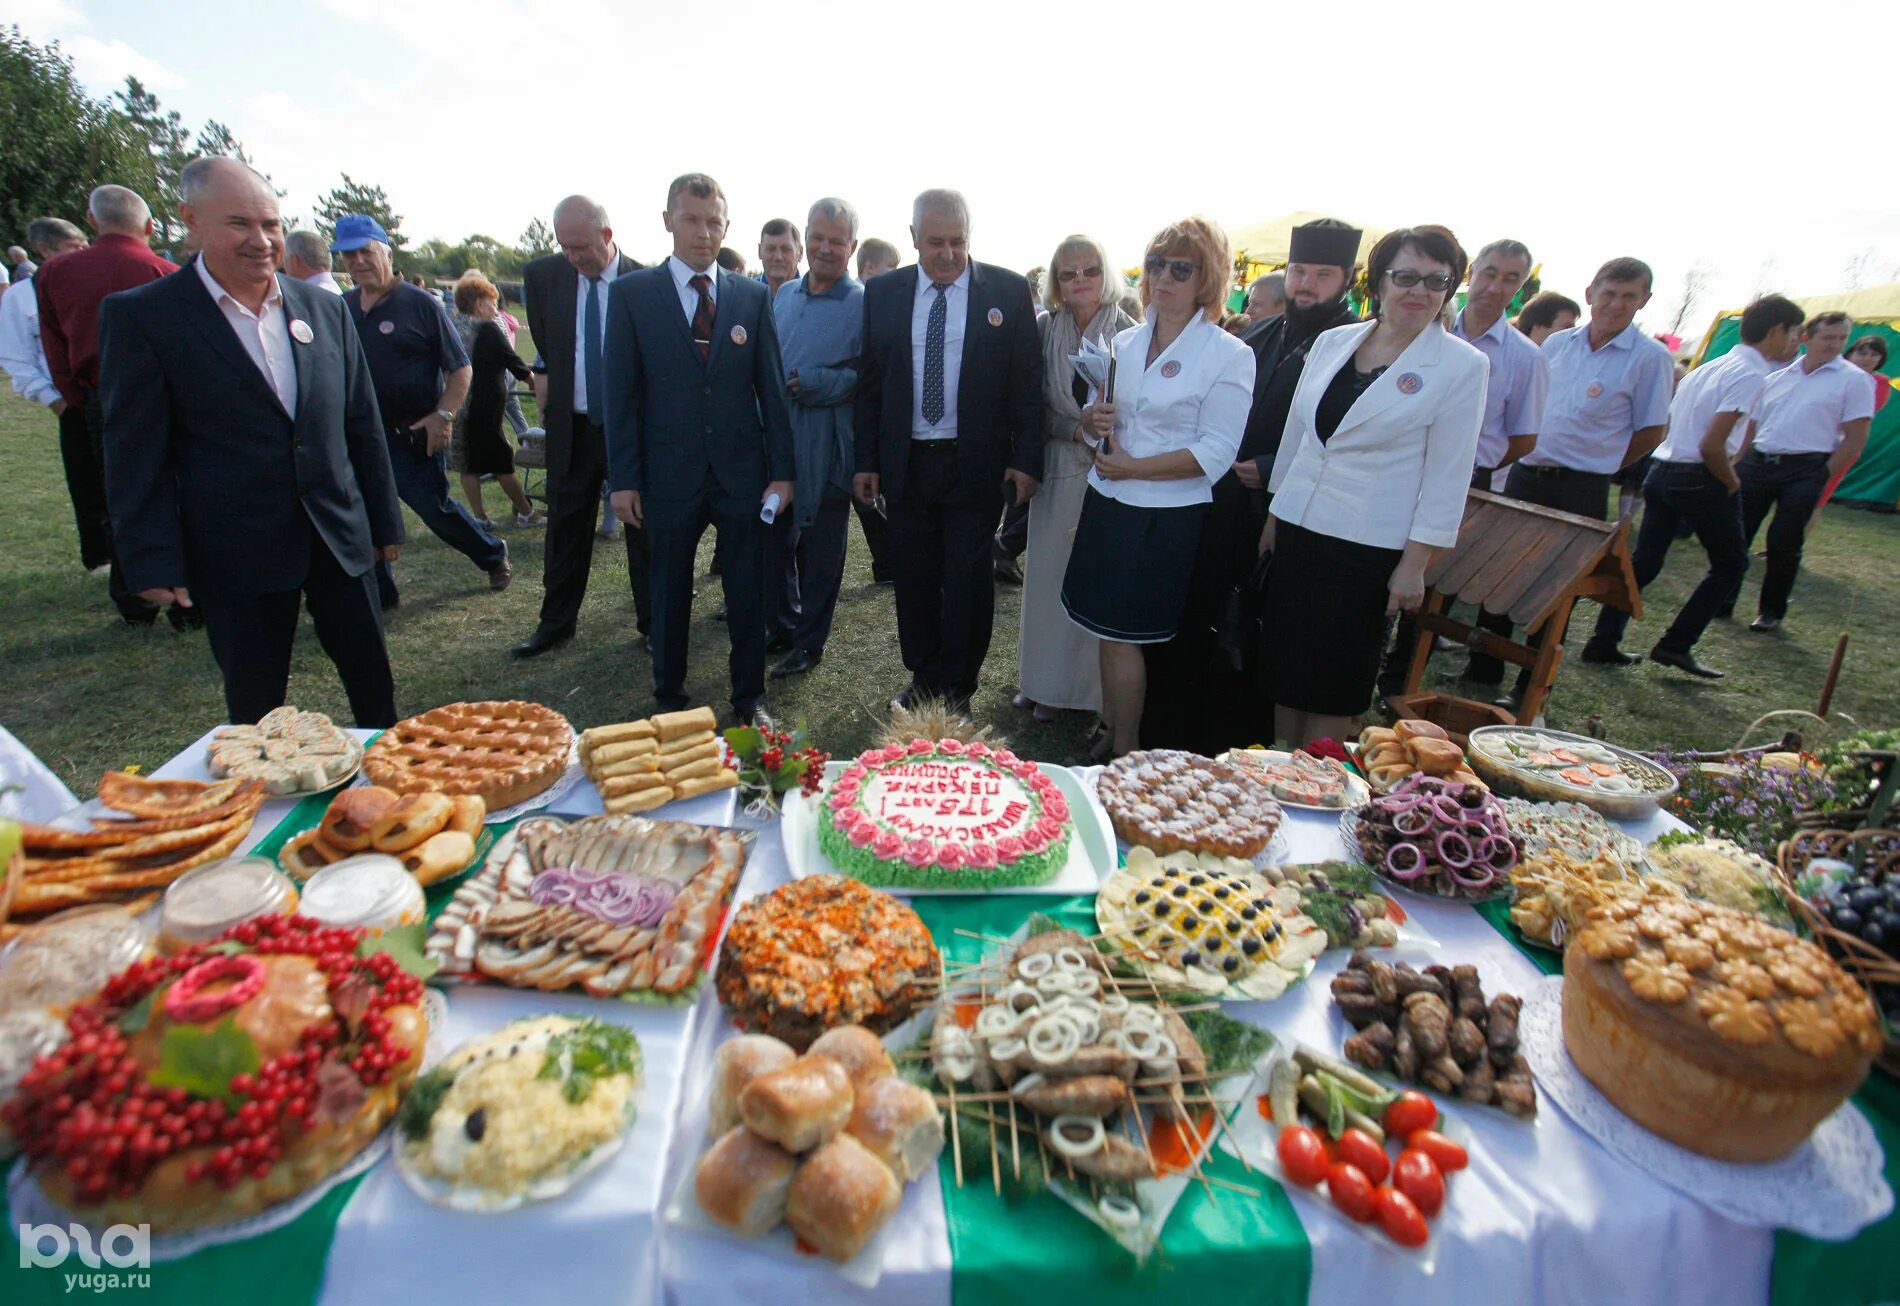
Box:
[1384,268,1455,292]
[1144,255,1198,283]
[1057,265,1103,283]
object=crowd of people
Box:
[0,158,1888,755]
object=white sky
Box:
[16,0,1899,341]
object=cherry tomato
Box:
[1335,1127,1389,1185]
[1394,1148,1446,1218]
[1376,1185,1430,1247]
[1276,1125,1330,1188]
[1325,1161,1377,1223]
[1408,1129,1469,1173]
[1383,1091,1438,1141]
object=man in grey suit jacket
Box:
[605,174,794,721]
[511,195,650,658]
[100,158,403,724]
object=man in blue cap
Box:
[332,214,510,606]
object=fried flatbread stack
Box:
[4,774,267,933]
[579,706,740,815]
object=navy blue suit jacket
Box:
[99,267,403,596]
[602,265,794,502]
[853,261,1043,505]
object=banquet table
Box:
[4,733,1896,1306]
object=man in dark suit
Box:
[853,188,1042,713]
[99,157,403,725]
[512,195,651,658]
[604,174,794,722]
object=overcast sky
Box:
[17,0,1898,343]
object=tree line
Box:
[2,26,555,281]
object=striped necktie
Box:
[922,282,947,425]
[690,273,715,362]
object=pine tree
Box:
[313,175,407,255]
[113,75,188,242]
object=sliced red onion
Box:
[1384,842,1429,880]
[530,867,680,927]
[1378,793,1427,813]
[1430,795,1465,824]
[1447,858,1499,889]
[1393,807,1433,837]
[1435,830,1475,870]
[1460,820,1492,845]
[1481,835,1519,873]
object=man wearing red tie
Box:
[603,175,794,725]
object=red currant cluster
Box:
[3,915,424,1207]
[747,728,829,799]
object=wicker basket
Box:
[1777,828,1900,1078]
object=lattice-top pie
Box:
[364,700,573,811]
[1096,750,1284,859]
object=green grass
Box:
[4,351,1898,796]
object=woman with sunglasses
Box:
[1260,225,1487,748]
[1012,235,1137,726]
[1061,217,1254,759]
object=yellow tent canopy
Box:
[1226,210,1391,281]
[1786,280,1900,321]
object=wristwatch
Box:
[435,408,456,425]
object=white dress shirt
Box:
[1452,308,1548,471]
[0,275,59,408]
[666,254,717,327]
[1270,320,1489,549]
[301,269,343,296]
[910,264,969,440]
[1654,343,1777,463]
[1088,309,1254,508]
[572,246,622,415]
[1522,321,1674,473]
[195,258,298,415]
[1751,355,1878,454]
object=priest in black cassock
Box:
[1140,218,1361,753]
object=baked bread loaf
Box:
[365,700,574,810]
[710,1034,798,1137]
[696,1125,797,1237]
[371,793,453,851]
[1358,726,1484,793]
[1563,897,1880,1162]
[785,1132,901,1263]
[739,1054,854,1153]
[807,1025,895,1090]
[1096,750,1284,858]
[846,1076,944,1182]
[320,787,397,851]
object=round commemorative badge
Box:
[1160,360,1181,378]
[1586,381,1604,398]
[730,325,747,346]
[289,319,314,345]
[987,307,1003,327]
[1396,372,1422,395]
[379,321,395,335]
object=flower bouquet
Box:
[721,724,828,817]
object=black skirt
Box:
[1061,487,1205,644]
[1262,519,1403,715]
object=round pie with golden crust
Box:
[364,701,573,811]
[1096,750,1284,859]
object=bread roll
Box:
[1395,719,1449,742]
[445,794,486,837]
[1409,738,1466,777]
[710,1034,798,1137]
[846,1076,944,1182]
[807,1025,895,1090]
[739,1054,854,1153]
[785,1133,901,1263]
[320,786,398,851]
[400,829,475,886]
[654,706,718,742]
[370,792,454,851]
[695,1126,796,1238]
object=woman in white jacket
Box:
[1260,226,1487,748]
[1063,216,1254,759]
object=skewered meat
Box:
[1449,1016,1486,1064]
[1017,1075,1129,1118]
[1343,1021,1396,1069]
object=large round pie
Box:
[715,876,938,1051]
[1096,750,1283,859]
[1563,897,1880,1162]
[365,700,573,811]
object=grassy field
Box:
[5,346,1898,795]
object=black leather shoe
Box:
[1650,647,1725,679]
[1493,691,1524,715]
[747,703,775,734]
[1749,614,1782,632]
[1580,645,1640,666]
[772,648,822,678]
[890,682,924,713]
[712,603,728,622]
[765,631,795,656]
[166,603,204,632]
[510,626,574,659]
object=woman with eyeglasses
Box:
[1061,217,1254,760]
[1011,235,1137,727]
[1259,225,1487,748]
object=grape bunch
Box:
[1816,870,1900,1025]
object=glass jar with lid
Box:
[158,856,300,952]
[299,854,426,934]
[0,904,152,1013]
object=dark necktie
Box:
[922,282,947,425]
[690,273,715,362]
[583,275,603,418]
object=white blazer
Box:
[1268,319,1488,549]
[1089,309,1255,509]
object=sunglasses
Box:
[1144,255,1198,283]
[1384,268,1455,292]
[1057,265,1103,283]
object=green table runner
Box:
[909,895,1313,1306]
[1473,900,1900,1305]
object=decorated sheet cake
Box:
[817,740,1071,889]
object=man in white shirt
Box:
[1729,312,1876,631]
[283,228,341,293]
[1582,295,1805,675]
[0,218,91,566]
